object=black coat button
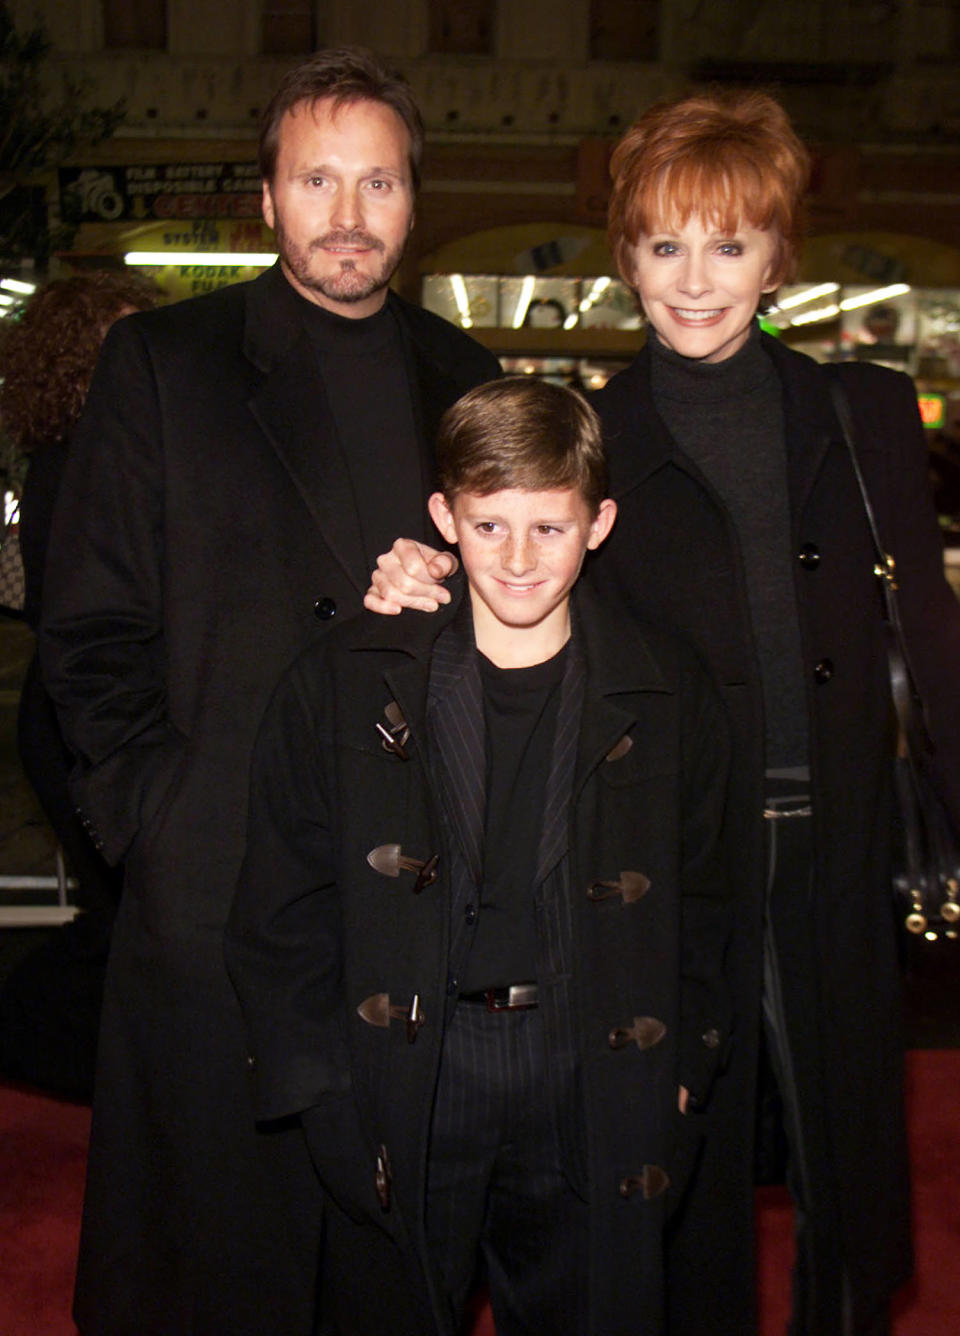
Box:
[798,543,821,570]
[313,597,337,620]
[464,904,477,925]
[814,658,834,684]
[446,974,459,996]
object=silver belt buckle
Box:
[486,983,538,1011]
[763,799,812,820]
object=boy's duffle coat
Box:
[226,580,732,1336]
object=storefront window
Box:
[421,273,640,332]
[421,275,499,328]
[765,282,960,380]
[497,356,629,391]
[916,293,960,381]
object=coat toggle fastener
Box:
[588,870,651,904]
[619,1164,671,1200]
[367,843,439,893]
[376,701,411,759]
[608,1016,667,1050]
[375,1144,392,1211]
[357,992,425,1043]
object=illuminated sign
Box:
[917,393,945,430]
[59,164,262,223]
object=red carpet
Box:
[1,1050,957,1335]
[0,1083,90,1336]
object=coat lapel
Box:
[571,590,673,798]
[762,333,842,529]
[533,641,585,887]
[603,331,847,541]
[395,295,487,473]
[242,271,469,598]
[243,266,369,593]
[596,347,677,499]
[426,598,485,888]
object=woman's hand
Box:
[364,538,459,614]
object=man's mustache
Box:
[311,230,385,253]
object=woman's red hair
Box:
[607,90,810,289]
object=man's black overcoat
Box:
[225,584,733,1336]
[39,263,500,1336]
[591,334,960,1334]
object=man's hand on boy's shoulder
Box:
[364,538,459,615]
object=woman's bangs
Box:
[644,155,783,237]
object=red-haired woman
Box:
[593,90,960,1336]
[368,90,960,1336]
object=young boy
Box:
[225,378,731,1336]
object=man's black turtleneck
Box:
[297,291,429,569]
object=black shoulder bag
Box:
[827,373,960,942]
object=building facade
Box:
[5,0,960,400]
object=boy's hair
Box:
[259,46,424,190]
[436,377,608,514]
[607,89,810,289]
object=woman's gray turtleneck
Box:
[649,322,808,770]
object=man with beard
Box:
[40,47,499,1336]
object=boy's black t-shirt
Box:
[460,642,568,991]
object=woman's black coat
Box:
[590,333,960,1334]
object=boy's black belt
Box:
[459,984,539,1011]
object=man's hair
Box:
[436,378,608,515]
[607,89,810,289]
[258,46,424,190]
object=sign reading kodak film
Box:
[116,220,277,301]
[59,164,263,223]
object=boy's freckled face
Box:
[428,487,616,648]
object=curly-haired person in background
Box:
[0,270,158,1098]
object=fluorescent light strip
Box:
[511,275,536,330]
[790,303,841,326]
[776,282,840,311]
[124,251,278,266]
[448,274,473,329]
[581,276,611,309]
[838,283,911,311]
[0,277,36,295]
[0,293,16,307]
[572,276,613,325]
